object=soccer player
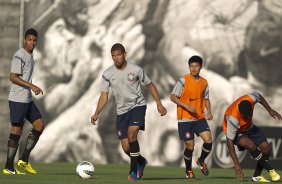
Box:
[3,28,44,175]
[91,43,167,181]
[223,91,281,182]
[170,55,213,179]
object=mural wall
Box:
[1,0,282,167]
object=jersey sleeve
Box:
[249,91,260,104]
[11,55,23,74]
[204,84,209,100]
[171,77,185,97]
[138,67,151,86]
[100,73,110,92]
[226,115,240,140]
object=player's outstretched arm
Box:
[10,73,43,95]
[226,138,244,180]
[91,92,109,125]
[146,82,167,116]
[258,93,282,120]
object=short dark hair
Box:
[188,55,203,66]
[238,100,253,117]
[25,28,38,38]
[111,43,125,53]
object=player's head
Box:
[111,43,127,68]
[188,55,203,77]
[238,100,253,120]
[24,28,38,53]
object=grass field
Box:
[0,163,281,184]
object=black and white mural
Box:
[2,0,282,167]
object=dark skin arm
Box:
[227,138,244,180]
[10,73,43,95]
[258,93,282,120]
[91,92,109,125]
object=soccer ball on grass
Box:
[76,161,95,179]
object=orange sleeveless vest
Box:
[177,74,208,120]
[223,95,255,134]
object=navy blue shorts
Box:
[9,101,42,125]
[233,125,267,151]
[116,105,146,140]
[178,118,210,141]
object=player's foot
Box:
[185,170,195,179]
[128,172,138,181]
[3,168,26,175]
[137,158,148,179]
[196,159,209,176]
[252,176,270,182]
[268,169,280,181]
[17,160,37,174]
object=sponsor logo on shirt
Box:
[189,97,198,101]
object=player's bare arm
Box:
[10,73,43,95]
[91,92,109,125]
[205,99,213,120]
[146,83,167,116]
[170,94,197,113]
[258,93,282,120]
[226,138,244,179]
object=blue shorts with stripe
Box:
[233,125,267,151]
[178,118,210,141]
[9,100,42,125]
[116,105,146,140]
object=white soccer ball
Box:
[76,161,95,179]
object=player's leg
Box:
[127,125,140,180]
[3,101,26,174]
[178,121,195,178]
[17,101,44,174]
[195,119,212,176]
[184,140,195,178]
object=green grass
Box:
[0,163,281,184]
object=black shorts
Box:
[116,105,146,140]
[178,118,210,141]
[9,101,42,125]
[233,125,267,151]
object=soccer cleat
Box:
[252,176,270,182]
[196,159,209,176]
[269,169,280,181]
[137,159,148,179]
[128,172,138,181]
[185,170,195,179]
[17,160,37,174]
[3,168,26,175]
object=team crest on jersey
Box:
[127,72,136,82]
[186,132,191,139]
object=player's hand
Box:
[157,104,167,116]
[91,114,99,125]
[269,109,282,120]
[206,112,213,120]
[234,164,244,180]
[185,105,196,113]
[31,85,43,95]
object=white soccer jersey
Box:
[100,62,151,115]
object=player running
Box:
[170,55,213,179]
[223,91,281,182]
[91,43,167,181]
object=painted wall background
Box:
[0,0,282,168]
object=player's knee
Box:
[250,147,262,160]
[127,133,137,142]
[203,142,212,152]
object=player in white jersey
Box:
[91,43,167,181]
[3,28,44,175]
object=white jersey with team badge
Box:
[100,62,151,115]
